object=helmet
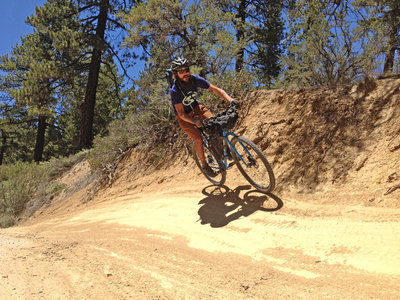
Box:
[171,56,190,70]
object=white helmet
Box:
[171,56,190,70]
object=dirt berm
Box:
[1,77,399,299]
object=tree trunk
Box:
[383,47,396,74]
[34,116,47,163]
[79,0,109,149]
[383,4,399,75]
[235,0,246,72]
[0,130,6,165]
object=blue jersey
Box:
[170,74,210,114]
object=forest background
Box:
[0,0,399,224]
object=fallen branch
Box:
[384,184,400,196]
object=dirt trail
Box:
[1,165,400,299]
[1,77,400,299]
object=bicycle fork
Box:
[205,132,256,170]
[223,132,254,168]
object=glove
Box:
[194,119,203,129]
[229,99,238,106]
[229,99,240,109]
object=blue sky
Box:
[0,0,47,56]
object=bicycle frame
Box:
[195,106,276,191]
[204,130,252,171]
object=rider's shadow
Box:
[197,185,283,228]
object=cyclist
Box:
[169,56,235,177]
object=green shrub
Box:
[87,116,141,172]
[45,150,88,177]
[47,183,68,195]
[0,151,87,227]
[0,214,15,228]
[87,97,178,175]
[0,162,50,216]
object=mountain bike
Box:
[192,120,276,193]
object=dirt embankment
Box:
[1,77,399,299]
[239,77,400,201]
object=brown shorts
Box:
[176,104,213,142]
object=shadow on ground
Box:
[197,185,283,228]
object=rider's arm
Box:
[208,84,234,104]
[174,103,196,124]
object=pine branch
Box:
[103,40,134,82]
[0,118,37,126]
[101,59,122,103]
[106,17,127,31]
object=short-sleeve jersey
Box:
[169,74,210,114]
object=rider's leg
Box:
[195,105,226,160]
[177,118,206,163]
[192,105,213,163]
[177,104,214,163]
[176,113,217,177]
[194,138,205,163]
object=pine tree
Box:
[248,0,285,85]
[0,0,85,162]
[78,0,110,149]
[28,0,137,150]
[75,0,137,149]
[122,0,242,75]
[0,0,128,162]
[281,0,365,86]
[353,0,400,75]
[0,90,37,164]
[0,36,54,163]
[216,0,285,85]
[27,0,135,150]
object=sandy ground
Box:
[1,161,399,300]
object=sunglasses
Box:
[177,67,190,74]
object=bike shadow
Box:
[197,185,283,228]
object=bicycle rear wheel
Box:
[231,136,275,193]
[192,142,226,186]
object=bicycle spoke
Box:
[192,142,226,186]
[232,136,275,192]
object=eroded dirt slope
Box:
[239,77,400,196]
[1,78,399,299]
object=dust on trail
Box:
[1,77,400,299]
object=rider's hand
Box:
[230,99,239,108]
[194,119,203,129]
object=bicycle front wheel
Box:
[192,143,226,186]
[231,136,275,193]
